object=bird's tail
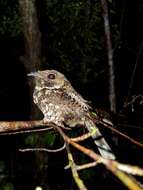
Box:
[85,119,115,160]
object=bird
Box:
[28,69,115,160]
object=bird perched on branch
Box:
[28,70,115,160]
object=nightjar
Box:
[28,70,115,160]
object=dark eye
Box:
[47,73,55,79]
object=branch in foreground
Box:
[1,117,142,151]
[54,124,143,190]
[66,143,87,190]
[0,120,47,133]
[0,120,143,189]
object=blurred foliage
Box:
[0,0,119,87]
[0,0,22,37]
[0,182,14,190]
[40,0,107,85]
[25,131,57,147]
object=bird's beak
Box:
[27,72,41,78]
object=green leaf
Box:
[42,132,57,146]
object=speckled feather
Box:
[29,70,115,160]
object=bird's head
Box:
[28,70,68,90]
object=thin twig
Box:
[71,132,92,142]
[64,161,100,171]
[66,143,87,190]
[117,123,143,131]
[54,125,143,190]
[19,142,66,153]
[125,41,143,104]
[0,126,53,135]
[76,161,100,171]
[99,119,143,148]
[91,114,143,148]
[123,95,143,108]
[0,120,142,189]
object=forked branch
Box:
[0,120,143,190]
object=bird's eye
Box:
[47,73,56,80]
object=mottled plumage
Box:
[28,70,115,160]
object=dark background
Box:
[0,0,143,189]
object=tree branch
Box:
[54,125,143,190]
[0,120,48,133]
[66,143,87,190]
[0,120,142,189]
